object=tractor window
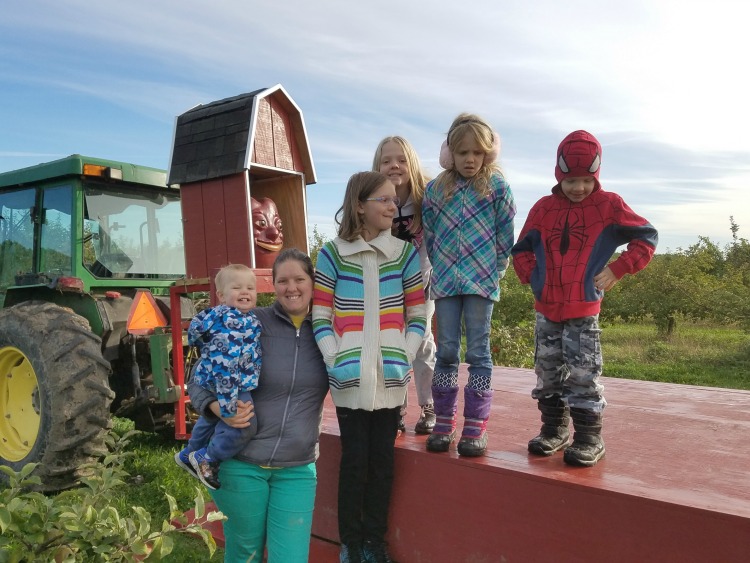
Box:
[39,185,73,277]
[0,188,35,301]
[83,184,185,278]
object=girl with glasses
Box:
[313,171,427,562]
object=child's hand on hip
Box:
[594,267,618,291]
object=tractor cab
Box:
[0,155,185,308]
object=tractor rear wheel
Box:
[0,301,114,491]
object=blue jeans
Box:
[211,460,317,563]
[434,295,494,378]
[188,391,256,461]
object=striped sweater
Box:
[312,230,427,411]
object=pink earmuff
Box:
[439,131,501,170]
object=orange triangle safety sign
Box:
[127,290,169,335]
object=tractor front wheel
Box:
[0,301,114,491]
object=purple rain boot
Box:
[425,385,459,453]
[457,388,494,457]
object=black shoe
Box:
[189,449,221,490]
[426,429,455,452]
[457,432,488,457]
[414,403,436,434]
[397,416,406,433]
[528,427,570,456]
[340,542,364,563]
[362,539,393,563]
[563,436,605,467]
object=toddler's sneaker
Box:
[188,448,221,490]
[174,448,198,480]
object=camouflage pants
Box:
[532,312,606,412]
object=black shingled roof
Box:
[168,88,266,185]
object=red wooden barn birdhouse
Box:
[167,84,316,280]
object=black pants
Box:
[336,406,400,544]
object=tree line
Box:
[602,218,749,334]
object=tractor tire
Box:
[0,301,114,492]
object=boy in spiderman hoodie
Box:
[511,130,658,467]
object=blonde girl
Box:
[422,113,516,457]
[373,136,436,435]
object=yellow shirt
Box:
[289,313,305,329]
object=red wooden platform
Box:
[312,366,750,562]
[196,366,750,562]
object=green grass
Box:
[601,322,750,389]
[111,418,225,562]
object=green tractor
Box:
[0,155,195,491]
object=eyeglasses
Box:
[364,196,400,206]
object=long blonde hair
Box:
[371,136,431,233]
[334,171,390,242]
[433,113,503,200]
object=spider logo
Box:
[547,208,588,257]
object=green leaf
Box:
[165,493,179,520]
[0,424,225,562]
[157,534,174,558]
[151,536,164,559]
[193,488,206,519]
[130,539,150,555]
[84,505,96,524]
[133,506,152,537]
[0,465,17,478]
[205,510,225,523]
[52,546,76,563]
[0,507,10,533]
[202,531,218,556]
[18,463,38,480]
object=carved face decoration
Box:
[251,197,284,268]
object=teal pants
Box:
[210,459,317,563]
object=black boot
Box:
[528,396,570,456]
[563,408,605,467]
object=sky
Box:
[2,0,749,253]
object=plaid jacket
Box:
[422,173,516,301]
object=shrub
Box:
[0,430,224,562]
[491,321,535,368]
